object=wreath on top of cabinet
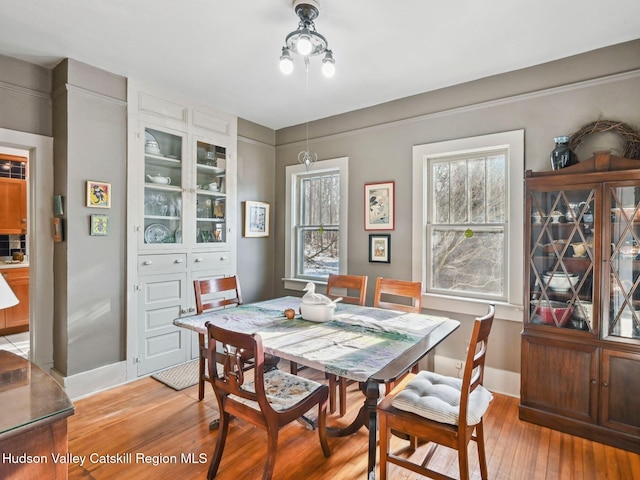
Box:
[569,119,640,160]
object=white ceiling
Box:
[0,0,639,130]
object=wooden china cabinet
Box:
[521,151,640,453]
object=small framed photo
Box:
[369,234,391,263]
[86,181,111,208]
[244,201,270,237]
[90,214,109,236]
[365,181,394,230]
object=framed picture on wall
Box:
[86,180,111,208]
[365,181,394,230]
[244,201,270,237]
[90,214,109,236]
[369,234,391,263]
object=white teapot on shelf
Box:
[147,174,171,185]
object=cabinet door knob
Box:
[143,260,153,266]
[195,258,203,263]
[174,258,184,263]
[220,256,227,261]
[591,379,596,385]
[602,382,609,387]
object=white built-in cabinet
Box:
[127,83,237,377]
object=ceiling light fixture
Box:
[279,0,335,78]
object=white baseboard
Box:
[49,361,128,401]
[434,354,520,398]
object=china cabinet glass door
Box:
[143,127,185,246]
[528,186,596,332]
[606,183,640,340]
[194,139,227,245]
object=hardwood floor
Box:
[67,370,640,480]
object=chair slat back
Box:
[194,276,243,313]
[326,274,368,306]
[459,304,495,427]
[373,277,422,313]
[206,322,265,404]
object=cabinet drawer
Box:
[138,254,187,274]
[191,251,231,271]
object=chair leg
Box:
[263,425,279,480]
[317,400,331,457]
[207,411,230,480]
[378,411,389,480]
[476,421,489,480]
[457,435,470,480]
[199,334,206,401]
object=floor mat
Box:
[151,360,199,391]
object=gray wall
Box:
[273,40,640,375]
[52,59,128,376]
[237,119,276,302]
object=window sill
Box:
[423,293,524,323]
[282,277,328,292]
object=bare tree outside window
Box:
[297,172,340,278]
[429,152,506,298]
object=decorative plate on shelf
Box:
[145,131,161,155]
[144,223,171,243]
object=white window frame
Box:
[412,130,524,322]
[284,157,348,291]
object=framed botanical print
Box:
[244,201,270,237]
[369,234,391,263]
[365,181,394,230]
[90,214,109,236]
[86,180,111,208]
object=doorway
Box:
[0,127,54,371]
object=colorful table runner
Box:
[175,296,447,382]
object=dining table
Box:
[174,296,460,480]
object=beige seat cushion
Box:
[231,369,324,411]
[391,370,492,426]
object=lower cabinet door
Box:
[521,334,598,424]
[137,272,189,376]
[600,348,640,436]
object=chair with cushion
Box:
[373,276,423,393]
[377,304,495,480]
[194,276,279,401]
[325,273,367,416]
[206,322,331,480]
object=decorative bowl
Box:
[534,300,573,326]
[299,302,336,323]
[541,272,579,292]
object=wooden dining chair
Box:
[194,276,279,401]
[206,322,331,480]
[377,304,495,480]
[373,276,423,392]
[373,276,422,313]
[325,273,367,416]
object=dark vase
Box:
[550,136,577,170]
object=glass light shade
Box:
[296,34,313,56]
[280,56,294,74]
[0,274,19,309]
[322,58,335,77]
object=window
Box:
[285,157,348,288]
[412,131,524,320]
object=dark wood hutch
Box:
[521,151,640,453]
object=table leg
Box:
[326,380,381,479]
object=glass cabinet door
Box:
[528,187,596,332]
[607,184,640,340]
[194,140,227,244]
[143,127,185,246]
